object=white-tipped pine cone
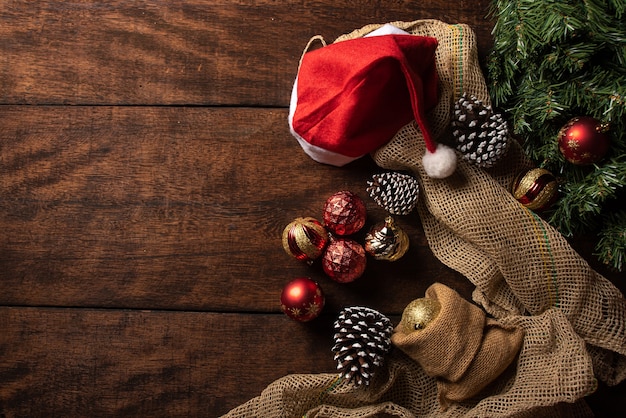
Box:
[366,172,419,215]
[332,306,393,386]
[452,93,509,168]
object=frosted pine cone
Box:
[452,93,509,168]
[366,172,419,215]
[332,306,393,386]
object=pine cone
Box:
[452,93,509,168]
[332,306,393,386]
[366,172,419,215]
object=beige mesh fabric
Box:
[224,313,595,417]
[368,19,626,384]
[223,19,626,417]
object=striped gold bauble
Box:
[512,168,558,212]
[282,217,329,263]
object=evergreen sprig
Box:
[596,211,626,271]
[488,0,626,271]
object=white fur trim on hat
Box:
[422,144,457,179]
[364,24,410,37]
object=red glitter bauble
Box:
[322,191,367,236]
[322,238,367,283]
[280,277,325,322]
[558,116,610,165]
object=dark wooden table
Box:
[0,1,624,417]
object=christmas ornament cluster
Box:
[280,177,421,323]
[280,182,420,386]
[280,190,365,323]
[282,190,369,287]
[282,189,415,281]
[278,156,566,327]
[507,115,612,214]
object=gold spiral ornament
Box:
[364,216,409,262]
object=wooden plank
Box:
[0,0,494,106]
[0,307,624,417]
[0,106,467,312]
[0,307,338,416]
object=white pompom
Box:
[422,144,457,178]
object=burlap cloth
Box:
[392,283,525,410]
[223,19,626,417]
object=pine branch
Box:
[549,157,626,236]
[488,0,626,270]
[607,0,625,18]
[596,210,626,271]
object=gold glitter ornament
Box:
[399,298,441,334]
[282,217,329,263]
[512,168,558,212]
[364,216,409,261]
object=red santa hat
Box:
[288,24,457,178]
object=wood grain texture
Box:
[0,0,494,106]
[0,307,340,416]
[1,308,624,417]
[0,0,624,417]
[0,106,468,312]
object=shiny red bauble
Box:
[322,190,367,236]
[558,116,610,165]
[322,238,367,283]
[280,277,325,322]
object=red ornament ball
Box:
[512,168,559,212]
[323,190,367,236]
[280,277,325,322]
[322,238,367,283]
[282,217,329,263]
[558,116,610,165]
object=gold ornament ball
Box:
[399,298,441,334]
[364,216,410,262]
[282,217,329,263]
[512,168,558,212]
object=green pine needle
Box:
[488,0,626,271]
[595,211,626,271]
